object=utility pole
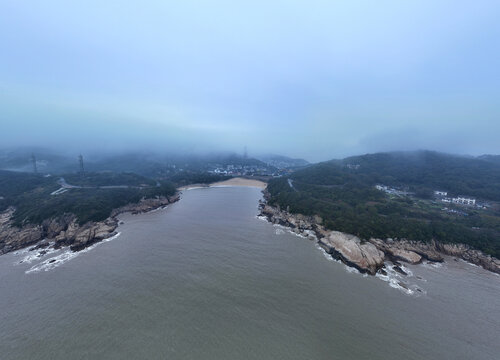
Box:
[31,153,38,174]
[79,154,85,177]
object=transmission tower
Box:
[244,146,248,159]
[78,154,85,177]
[31,153,38,174]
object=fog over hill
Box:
[2,2,500,160]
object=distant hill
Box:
[478,154,500,166]
[267,151,500,257]
[0,147,77,174]
[87,152,274,177]
[0,148,276,177]
[293,150,500,201]
[256,154,309,169]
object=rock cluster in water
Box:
[0,194,180,255]
[259,203,500,275]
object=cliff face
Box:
[260,204,500,275]
[0,194,180,255]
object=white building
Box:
[434,190,448,196]
[452,197,476,206]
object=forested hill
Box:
[0,170,177,226]
[267,151,500,258]
[479,154,500,166]
[293,151,500,201]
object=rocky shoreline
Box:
[259,202,500,275]
[0,194,180,256]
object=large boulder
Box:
[320,231,385,275]
[70,220,118,251]
[370,238,422,264]
[371,238,444,263]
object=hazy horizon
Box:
[2,1,499,161]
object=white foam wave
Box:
[375,263,426,296]
[182,186,206,191]
[288,229,308,239]
[388,279,414,295]
[314,244,336,262]
[462,260,480,268]
[17,247,58,265]
[344,265,360,274]
[146,205,168,214]
[25,232,121,274]
[12,247,31,256]
[421,261,444,269]
[302,230,317,241]
[399,265,414,277]
[25,249,79,273]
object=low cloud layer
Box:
[1,1,499,161]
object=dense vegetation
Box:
[0,171,176,226]
[267,151,500,258]
[63,172,156,187]
[338,151,500,201]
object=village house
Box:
[434,190,448,196]
[452,196,476,206]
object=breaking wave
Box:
[376,263,426,296]
[25,232,121,274]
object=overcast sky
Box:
[1,0,499,161]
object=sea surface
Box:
[0,187,499,359]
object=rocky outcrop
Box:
[261,204,384,274]
[320,232,385,275]
[0,194,180,256]
[260,204,325,238]
[436,243,500,274]
[0,208,44,254]
[111,194,179,217]
[370,238,423,264]
[259,203,500,275]
[46,216,119,252]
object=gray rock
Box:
[320,231,385,275]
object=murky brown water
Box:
[1,187,499,359]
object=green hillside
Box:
[267,151,500,258]
[0,171,176,226]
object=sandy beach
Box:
[211,177,267,189]
[178,177,267,191]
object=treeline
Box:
[64,172,157,187]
